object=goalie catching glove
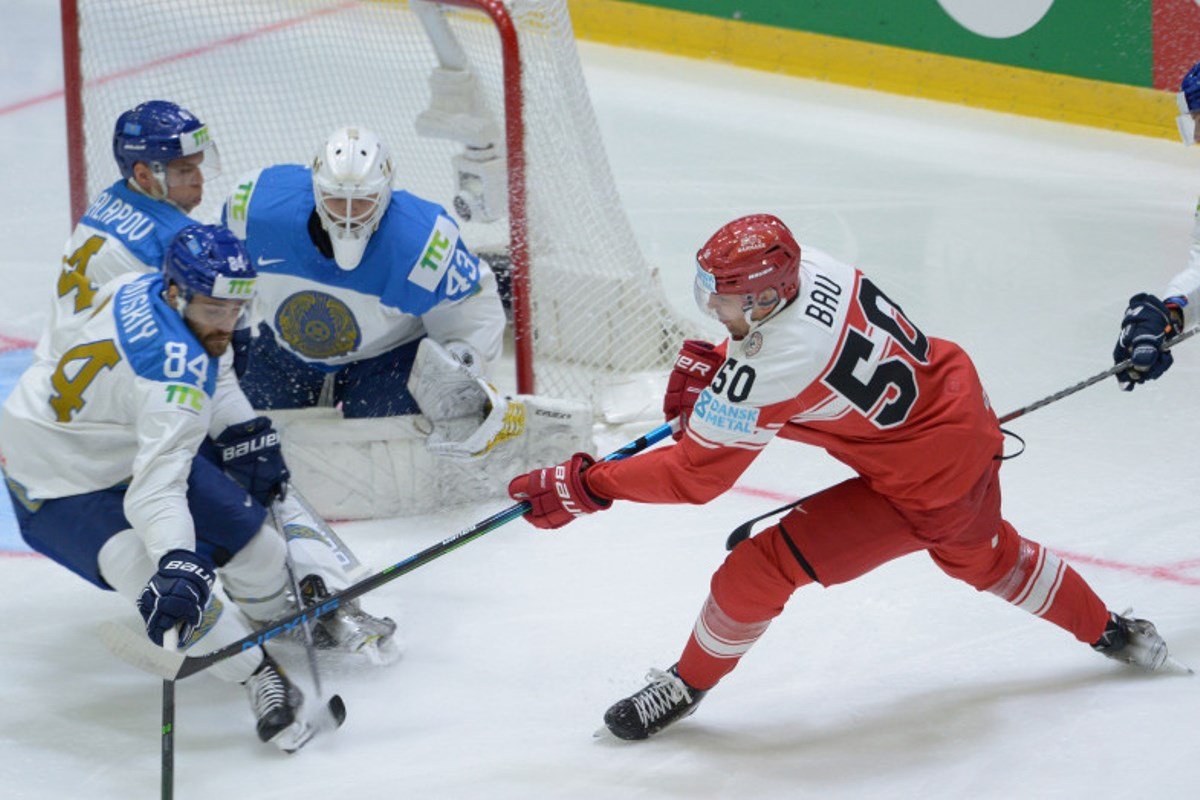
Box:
[507,452,612,529]
[1114,293,1183,390]
[408,337,589,462]
[663,340,724,440]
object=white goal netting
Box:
[66,0,693,415]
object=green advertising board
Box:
[623,1,1150,85]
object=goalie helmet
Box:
[312,126,395,270]
[693,214,801,330]
[163,224,257,304]
[113,100,219,181]
[1177,61,1200,145]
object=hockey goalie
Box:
[223,125,592,519]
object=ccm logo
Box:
[553,465,584,517]
[675,355,713,376]
[222,431,279,461]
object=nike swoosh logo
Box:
[257,256,285,267]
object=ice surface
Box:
[2,1,1198,797]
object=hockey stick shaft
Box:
[102,422,676,681]
[997,326,1198,424]
[161,628,177,800]
[727,328,1200,540]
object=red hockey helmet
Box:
[694,214,801,327]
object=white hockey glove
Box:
[408,337,512,460]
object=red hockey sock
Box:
[676,524,814,689]
[677,593,772,690]
[985,536,1110,644]
[936,522,1110,645]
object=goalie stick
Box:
[269,500,348,737]
[100,421,677,681]
[725,328,1200,549]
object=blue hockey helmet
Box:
[163,224,257,304]
[1176,61,1200,145]
[113,100,219,180]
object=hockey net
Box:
[61,0,694,418]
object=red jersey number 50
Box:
[823,278,929,429]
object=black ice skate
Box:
[243,655,311,752]
[300,574,401,666]
[1092,610,1185,672]
[604,665,707,740]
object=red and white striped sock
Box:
[986,537,1109,644]
[677,593,772,690]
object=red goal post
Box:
[60,0,693,414]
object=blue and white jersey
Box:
[37,180,197,361]
[1,273,254,560]
[1165,195,1200,328]
[223,165,505,369]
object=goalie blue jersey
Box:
[222,164,487,368]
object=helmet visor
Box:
[184,296,247,333]
[163,145,220,188]
[693,262,752,324]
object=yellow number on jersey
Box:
[57,235,105,314]
[49,339,122,422]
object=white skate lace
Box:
[248,666,287,715]
[631,669,693,726]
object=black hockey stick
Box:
[995,325,1197,424]
[101,421,677,681]
[161,627,177,800]
[725,327,1200,549]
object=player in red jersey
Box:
[507,214,1179,741]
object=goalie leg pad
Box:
[267,399,594,520]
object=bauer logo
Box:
[164,383,205,412]
[692,389,759,435]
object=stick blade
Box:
[99,621,186,680]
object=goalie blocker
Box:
[266,339,593,519]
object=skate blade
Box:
[1164,655,1195,675]
[276,695,347,754]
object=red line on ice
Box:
[728,486,1200,586]
[0,2,356,118]
[0,335,35,353]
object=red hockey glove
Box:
[664,340,724,440]
[507,453,612,530]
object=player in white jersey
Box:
[38,100,218,362]
[1,225,397,751]
[1112,60,1200,385]
[221,126,592,519]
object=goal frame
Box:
[59,0,539,394]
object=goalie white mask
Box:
[312,126,394,270]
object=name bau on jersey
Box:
[693,390,760,434]
[85,190,156,242]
